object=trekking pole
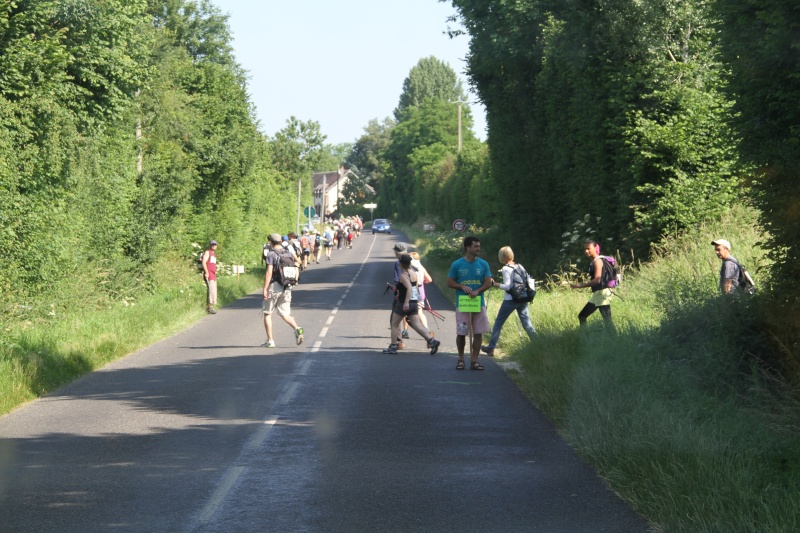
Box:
[423,299,444,329]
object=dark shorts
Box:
[393,300,420,317]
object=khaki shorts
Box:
[262,282,292,317]
[455,307,491,336]
[589,288,613,307]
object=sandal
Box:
[470,361,484,371]
[455,360,465,370]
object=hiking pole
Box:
[423,298,444,329]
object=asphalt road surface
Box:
[0,233,651,532]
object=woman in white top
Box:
[482,246,536,356]
[408,251,434,337]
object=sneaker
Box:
[401,330,409,339]
[207,307,217,314]
[295,327,304,345]
[480,345,495,356]
[261,340,276,348]
[382,344,398,354]
[428,338,441,355]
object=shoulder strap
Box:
[513,264,527,282]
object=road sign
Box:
[453,219,466,232]
[363,203,377,209]
[303,206,316,218]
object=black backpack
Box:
[196,250,205,274]
[507,265,536,303]
[269,248,299,287]
[599,256,620,289]
[725,258,756,295]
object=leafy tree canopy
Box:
[393,56,468,121]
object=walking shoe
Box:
[261,340,276,348]
[428,338,441,355]
[401,330,409,339]
[480,345,495,356]
[396,341,405,350]
[295,327,304,345]
[382,344,398,354]
[207,307,217,314]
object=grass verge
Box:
[0,269,264,415]
[403,209,800,532]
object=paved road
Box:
[0,233,651,532]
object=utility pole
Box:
[321,174,327,224]
[451,100,469,152]
[296,179,302,233]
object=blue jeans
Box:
[486,299,536,350]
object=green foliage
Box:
[268,116,327,178]
[393,55,467,121]
[345,116,394,197]
[450,0,746,261]
[0,0,300,326]
[381,98,479,221]
[714,0,800,313]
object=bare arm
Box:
[571,257,603,289]
[264,263,273,298]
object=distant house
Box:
[312,167,374,217]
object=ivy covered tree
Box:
[450,0,744,256]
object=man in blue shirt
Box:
[447,236,493,370]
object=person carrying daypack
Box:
[323,227,335,260]
[299,230,312,270]
[481,246,537,356]
[599,255,620,290]
[313,230,322,264]
[712,238,756,295]
[570,240,615,330]
[262,233,303,348]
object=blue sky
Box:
[211,0,487,146]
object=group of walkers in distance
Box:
[202,222,748,366]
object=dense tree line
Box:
[448,0,745,259]
[349,57,491,228]
[714,0,800,311]
[443,0,799,356]
[0,0,313,321]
